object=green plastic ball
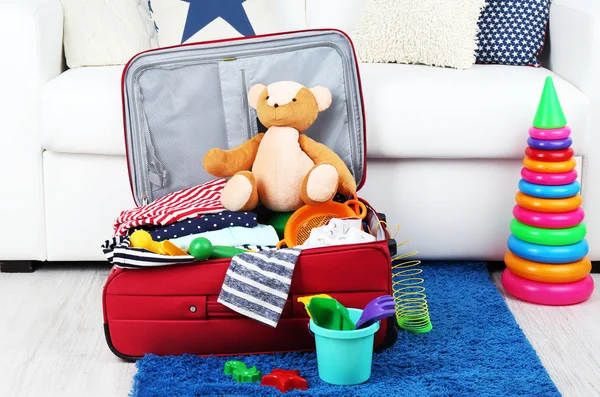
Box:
[189,237,213,261]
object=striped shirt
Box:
[102,235,195,269]
[101,235,277,269]
[113,178,227,236]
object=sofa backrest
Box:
[269,0,308,31]
[305,0,366,33]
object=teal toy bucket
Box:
[309,308,380,385]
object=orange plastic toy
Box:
[276,198,367,248]
[515,191,582,213]
[522,156,576,173]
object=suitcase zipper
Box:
[128,39,360,205]
[239,68,253,140]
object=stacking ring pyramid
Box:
[501,76,594,306]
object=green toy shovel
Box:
[306,297,355,331]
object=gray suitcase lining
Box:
[122,30,365,206]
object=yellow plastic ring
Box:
[515,191,582,213]
[504,251,591,283]
[523,157,577,174]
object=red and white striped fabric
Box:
[113,178,227,236]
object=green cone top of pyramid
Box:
[533,76,567,129]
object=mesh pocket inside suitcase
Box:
[136,62,228,200]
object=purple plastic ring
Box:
[527,136,572,150]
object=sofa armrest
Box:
[547,0,600,259]
[0,0,64,261]
[547,0,600,101]
[0,0,65,84]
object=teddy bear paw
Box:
[220,172,258,211]
[203,148,228,176]
[305,164,339,203]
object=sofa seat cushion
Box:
[361,63,590,159]
[41,62,590,159]
[41,65,126,155]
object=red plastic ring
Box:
[525,147,574,162]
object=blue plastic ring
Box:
[528,137,572,150]
[507,234,589,264]
[518,179,580,199]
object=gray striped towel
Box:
[217,248,302,327]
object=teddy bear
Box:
[202,80,357,213]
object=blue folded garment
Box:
[170,224,280,251]
[141,211,258,241]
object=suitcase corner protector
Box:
[104,323,142,362]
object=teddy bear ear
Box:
[310,86,332,112]
[248,84,266,109]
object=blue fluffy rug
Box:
[130,262,560,396]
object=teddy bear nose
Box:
[274,103,279,108]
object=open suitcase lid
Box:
[121,29,367,207]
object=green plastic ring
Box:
[510,219,587,246]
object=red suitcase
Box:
[102,29,398,360]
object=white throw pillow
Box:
[305,0,366,33]
[149,0,292,47]
[351,0,487,70]
[60,0,159,68]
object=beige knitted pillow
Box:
[60,0,158,68]
[351,0,487,69]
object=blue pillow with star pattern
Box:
[148,0,287,47]
[475,0,550,67]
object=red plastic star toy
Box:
[260,369,309,393]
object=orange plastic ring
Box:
[515,191,582,213]
[344,199,367,220]
[523,157,577,174]
[504,251,591,283]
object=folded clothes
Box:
[236,245,277,252]
[101,235,195,269]
[297,217,376,249]
[99,237,276,270]
[170,224,280,251]
[113,178,227,236]
[141,211,258,241]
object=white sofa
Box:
[1,0,599,268]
